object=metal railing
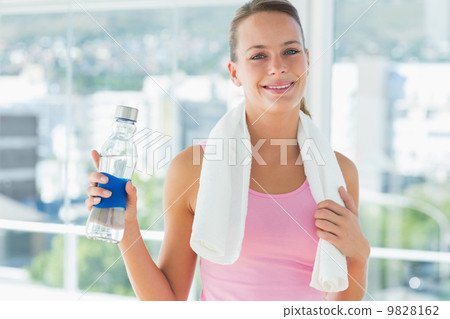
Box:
[0,218,177,300]
[361,189,450,279]
[1,190,449,300]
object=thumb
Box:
[125,181,137,208]
[91,149,100,171]
[339,186,358,217]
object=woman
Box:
[85,0,370,301]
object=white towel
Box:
[190,100,349,292]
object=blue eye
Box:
[285,49,299,55]
[251,54,265,60]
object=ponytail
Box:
[300,97,312,119]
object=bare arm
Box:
[118,219,177,300]
[86,147,200,300]
[323,152,370,301]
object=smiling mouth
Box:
[262,82,295,89]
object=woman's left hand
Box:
[314,186,370,265]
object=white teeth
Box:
[265,83,293,89]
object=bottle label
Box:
[94,172,129,210]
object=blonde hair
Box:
[229,0,311,118]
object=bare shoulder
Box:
[157,144,203,300]
[334,151,359,207]
[334,151,357,175]
[168,144,203,177]
[164,144,203,215]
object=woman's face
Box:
[229,11,309,114]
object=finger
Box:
[125,181,137,205]
[316,229,339,246]
[317,200,347,217]
[88,172,109,187]
[338,186,358,216]
[86,185,112,198]
[314,208,342,226]
[85,196,101,211]
[91,149,100,171]
[315,219,342,237]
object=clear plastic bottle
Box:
[86,105,138,244]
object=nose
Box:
[268,56,287,76]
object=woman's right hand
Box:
[85,150,138,223]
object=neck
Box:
[245,102,301,165]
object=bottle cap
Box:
[115,105,138,122]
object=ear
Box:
[228,61,242,87]
[305,49,310,76]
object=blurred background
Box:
[0,0,449,300]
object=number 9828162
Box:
[387,305,439,316]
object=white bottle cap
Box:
[115,105,138,122]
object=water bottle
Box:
[86,105,138,244]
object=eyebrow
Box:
[246,40,302,52]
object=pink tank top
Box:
[198,141,326,301]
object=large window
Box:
[331,0,450,301]
[1,0,449,301]
[0,0,241,300]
